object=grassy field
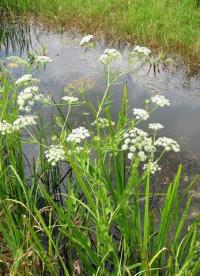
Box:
[0,0,200,69]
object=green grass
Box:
[0,48,199,275]
[0,0,200,69]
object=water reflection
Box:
[1,21,200,202]
[0,19,44,56]
[33,34,200,156]
[0,19,31,54]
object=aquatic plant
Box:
[0,38,199,275]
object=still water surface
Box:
[0,21,200,211]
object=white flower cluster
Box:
[99,49,121,65]
[122,127,180,174]
[151,95,170,107]
[133,108,149,121]
[154,137,180,152]
[122,128,155,161]
[67,127,90,143]
[35,56,52,63]
[13,115,38,131]
[0,120,13,134]
[18,86,40,112]
[7,56,28,65]
[15,74,39,85]
[45,145,65,166]
[149,123,164,131]
[0,115,37,135]
[133,45,151,56]
[62,96,79,104]
[143,162,161,174]
[91,117,115,128]
[80,35,93,46]
[34,93,49,103]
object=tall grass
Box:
[0,44,199,275]
[0,0,199,68]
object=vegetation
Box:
[0,0,200,69]
[0,42,199,275]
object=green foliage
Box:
[0,51,199,275]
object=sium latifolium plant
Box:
[0,36,199,275]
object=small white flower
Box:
[143,162,161,174]
[0,116,38,134]
[45,145,65,166]
[123,133,129,139]
[80,35,93,46]
[149,123,164,130]
[154,137,180,152]
[17,86,39,112]
[133,45,151,56]
[124,138,131,145]
[67,127,90,143]
[151,95,170,107]
[122,128,154,162]
[130,145,136,152]
[24,106,32,112]
[129,128,148,138]
[122,144,128,151]
[35,56,52,63]
[34,93,47,102]
[0,120,13,135]
[62,96,79,104]
[133,108,149,121]
[13,115,37,131]
[91,117,115,128]
[138,151,147,161]
[128,152,134,160]
[23,86,39,94]
[15,74,39,85]
[99,49,121,65]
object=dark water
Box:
[0,21,200,217]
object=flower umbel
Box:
[151,95,170,107]
[45,145,65,166]
[15,74,39,85]
[0,121,13,135]
[154,137,180,152]
[91,117,115,128]
[122,128,155,161]
[62,96,79,104]
[18,86,39,112]
[99,49,121,65]
[133,46,151,56]
[149,123,164,130]
[13,116,37,131]
[80,35,94,46]
[133,109,149,121]
[143,162,161,174]
[67,127,90,143]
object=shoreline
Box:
[0,0,199,73]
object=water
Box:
[0,21,200,216]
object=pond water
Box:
[0,21,200,215]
